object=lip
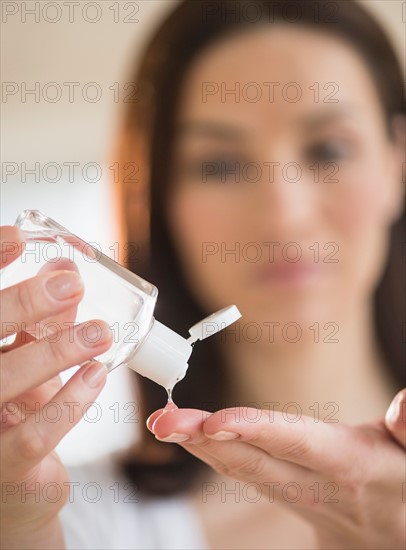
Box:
[254,262,322,288]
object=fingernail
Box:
[77,322,111,348]
[46,271,83,300]
[207,431,239,440]
[146,412,161,431]
[385,394,403,425]
[155,433,190,443]
[82,361,107,388]
[146,413,154,427]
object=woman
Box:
[1,1,405,548]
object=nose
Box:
[250,153,319,240]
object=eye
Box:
[201,158,241,182]
[183,156,248,183]
[306,140,350,163]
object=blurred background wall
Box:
[1,0,405,464]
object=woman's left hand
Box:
[148,389,405,549]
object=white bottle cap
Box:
[126,305,241,389]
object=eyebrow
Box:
[175,120,247,142]
[175,105,360,142]
[299,104,360,131]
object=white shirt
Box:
[60,454,209,549]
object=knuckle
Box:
[18,427,45,461]
[337,474,363,496]
[234,454,268,479]
[213,453,268,480]
[15,281,35,319]
[275,419,312,460]
[211,460,234,478]
[196,437,214,449]
[336,427,376,487]
[332,474,365,518]
[336,457,369,497]
[46,338,68,367]
[276,434,311,460]
[0,365,12,403]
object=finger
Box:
[24,302,81,343]
[2,360,107,472]
[146,408,164,430]
[0,320,112,403]
[1,226,25,268]
[0,270,84,339]
[150,408,313,490]
[1,401,22,432]
[385,390,406,448]
[201,407,369,478]
[155,406,361,478]
[24,259,81,340]
[0,260,79,350]
[0,331,36,352]
[38,257,79,275]
[1,374,63,434]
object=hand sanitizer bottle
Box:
[0,210,241,392]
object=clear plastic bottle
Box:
[0,210,241,390]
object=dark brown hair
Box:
[113,0,405,496]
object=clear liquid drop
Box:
[163,388,178,412]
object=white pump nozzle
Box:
[126,305,241,389]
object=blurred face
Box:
[167,26,404,333]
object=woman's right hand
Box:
[0,225,113,549]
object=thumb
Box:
[385,389,406,448]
